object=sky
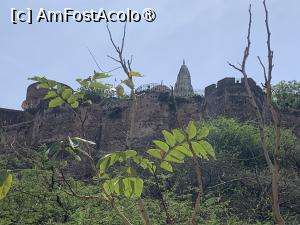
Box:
[0,0,299,110]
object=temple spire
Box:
[174,60,194,97]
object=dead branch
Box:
[106,23,131,77]
[87,47,105,72]
[228,4,273,171]
[261,1,285,224]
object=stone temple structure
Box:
[174,60,194,97]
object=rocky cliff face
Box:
[1,77,299,153]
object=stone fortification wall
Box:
[1,77,299,153]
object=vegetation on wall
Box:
[273,80,300,112]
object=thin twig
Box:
[59,169,100,200]
[257,56,267,83]
[87,47,105,72]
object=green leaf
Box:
[65,147,81,161]
[44,91,57,100]
[122,79,134,89]
[121,177,144,198]
[56,84,64,94]
[153,140,169,152]
[68,136,77,149]
[172,129,186,143]
[128,71,141,77]
[76,147,93,160]
[160,161,173,172]
[175,145,193,157]
[62,88,73,100]
[197,126,209,140]
[147,149,163,159]
[133,156,156,174]
[29,76,46,82]
[37,83,50,89]
[162,130,176,147]
[47,80,57,88]
[124,150,137,158]
[49,97,64,108]
[0,171,13,200]
[90,82,110,89]
[115,179,125,196]
[103,179,115,195]
[70,101,79,109]
[164,151,184,163]
[133,178,143,197]
[191,141,208,159]
[167,149,185,162]
[73,92,85,100]
[85,100,93,105]
[98,151,136,178]
[187,121,197,140]
[123,178,132,198]
[99,157,112,178]
[93,71,111,79]
[199,140,216,159]
[126,167,136,175]
[116,85,125,96]
[67,95,76,104]
[73,137,96,145]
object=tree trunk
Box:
[272,161,285,225]
[188,140,203,225]
[138,198,152,225]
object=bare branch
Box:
[263,0,274,84]
[257,56,267,83]
[241,4,252,70]
[107,66,122,73]
[228,4,273,171]
[87,47,104,72]
[107,55,121,63]
[106,22,119,53]
[228,4,252,74]
[262,1,285,224]
[227,62,242,73]
[120,22,127,54]
[127,55,133,72]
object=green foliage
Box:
[0,170,12,200]
[30,71,114,109]
[47,137,95,163]
[128,71,142,77]
[122,79,135,89]
[76,71,111,91]
[29,76,89,109]
[208,117,300,167]
[147,121,215,172]
[97,150,156,199]
[76,71,116,100]
[1,118,299,224]
[0,168,280,225]
[273,80,300,111]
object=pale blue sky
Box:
[1,0,299,110]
